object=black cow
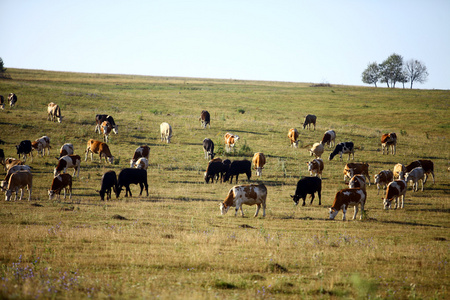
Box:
[204,159,223,183]
[303,114,316,130]
[223,160,251,184]
[202,138,215,160]
[95,114,118,134]
[200,110,210,128]
[16,140,33,162]
[0,149,5,170]
[329,141,354,161]
[0,95,4,109]
[116,168,148,198]
[291,177,322,206]
[98,171,118,201]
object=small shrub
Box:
[237,108,245,114]
[400,130,408,136]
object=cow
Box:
[204,158,225,184]
[199,110,211,128]
[4,158,24,171]
[47,102,63,123]
[160,122,173,143]
[59,143,74,158]
[4,170,32,201]
[48,173,72,201]
[383,180,407,209]
[0,95,4,110]
[1,165,32,191]
[31,136,51,157]
[101,121,113,143]
[329,142,354,161]
[309,142,324,158]
[288,128,299,148]
[85,139,114,164]
[224,132,239,152]
[95,114,118,134]
[0,149,4,170]
[98,170,117,201]
[220,183,267,217]
[16,140,33,162]
[343,162,370,185]
[348,175,366,190]
[381,132,397,155]
[329,188,366,221]
[374,170,394,194]
[134,157,149,170]
[130,145,150,167]
[116,168,148,198]
[320,130,336,148]
[223,160,252,184]
[405,160,435,184]
[8,93,17,108]
[290,177,322,206]
[54,155,81,177]
[203,138,215,160]
[252,152,266,177]
[307,158,324,178]
[393,163,406,180]
[303,114,316,130]
[404,167,426,192]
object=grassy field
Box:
[0,68,449,299]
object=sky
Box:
[2,0,450,90]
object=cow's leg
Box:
[400,195,404,209]
[353,205,358,220]
[310,193,315,205]
[127,186,132,197]
[302,197,306,206]
[342,206,347,221]
[18,188,23,201]
[420,179,424,191]
[317,191,321,205]
[139,183,144,196]
[28,186,32,201]
[254,204,260,217]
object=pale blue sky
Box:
[2,0,449,89]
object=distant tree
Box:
[361,62,380,87]
[404,59,428,89]
[0,57,6,75]
[379,53,404,88]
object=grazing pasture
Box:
[0,68,449,299]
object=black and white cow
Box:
[329,142,354,161]
[95,114,118,134]
[202,138,215,160]
[8,93,17,108]
[16,140,33,162]
[116,168,148,198]
[290,177,322,206]
[223,160,252,184]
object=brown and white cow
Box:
[134,157,149,170]
[288,128,299,148]
[252,152,266,177]
[8,93,17,108]
[307,158,324,178]
[309,142,324,158]
[383,180,407,209]
[59,143,74,158]
[48,173,72,201]
[381,132,397,155]
[320,130,336,148]
[85,139,114,164]
[348,175,366,190]
[393,163,406,180]
[199,110,211,128]
[101,121,113,143]
[54,155,81,177]
[4,158,24,171]
[1,165,32,191]
[31,136,51,157]
[329,188,366,221]
[130,145,150,167]
[374,170,394,194]
[343,163,370,185]
[160,122,173,143]
[4,170,32,201]
[47,102,63,123]
[95,115,118,134]
[303,114,316,130]
[224,132,239,152]
[405,159,435,184]
[220,183,267,217]
[404,167,425,192]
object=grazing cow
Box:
[101,121,113,143]
[224,132,239,152]
[223,160,252,184]
[329,188,366,221]
[405,167,426,192]
[134,157,149,170]
[47,102,63,123]
[393,163,406,180]
[252,152,266,177]
[130,145,150,167]
[95,114,118,134]
[48,173,72,201]
[54,155,81,177]
[16,140,33,162]
[98,171,117,201]
[290,177,322,206]
[329,142,354,161]
[85,139,114,164]
[31,136,51,157]
[309,142,324,158]
[307,158,324,178]
[383,180,407,209]
[59,143,74,158]
[199,110,211,128]
[303,114,316,130]
[8,93,17,108]
[320,130,336,148]
[4,170,32,201]
[204,158,225,184]
[374,170,394,194]
[381,132,397,155]
[0,95,4,110]
[343,162,370,185]
[1,165,32,191]
[116,168,148,198]
[160,122,173,143]
[405,160,435,184]
[348,175,366,190]
[288,128,299,148]
[202,138,215,160]
[220,183,267,217]
[4,158,24,171]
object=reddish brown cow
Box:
[343,163,370,185]
[85,139,114,164]
[54,155,81,177]
[48,173,72,201]
[381,133,397,155]
[329,188,366,221]
[374,170,394,194]
[383,180,407,209]
[288,128,299,148]
[224,132,239,152]
[130,145,150,167]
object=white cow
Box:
[404,167,425,192]
[160,122,173,143]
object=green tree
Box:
[404,59,428,89]
[361,62,380,87]
[0,57,6,75]
[379,53,404,88]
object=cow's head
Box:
[107,156,114,164]
[291,194,301,206]
[5,190,13,201]
[48,190,56,200]
[99,189,106,201]
[374,174,380,184]
[329,208,338,219]
[383,198,392,210]
[113,125,118,134]
[328,153,336,161]
[130,159,136,168]
[220,203,229,215]
[0,181,7,191]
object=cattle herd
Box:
[0,99,437,221]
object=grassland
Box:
[0,68,449,299]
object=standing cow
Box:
[54,155,81,177]
[8,93,17,108]
[130,145,150,167]
[307,158,324,178]
[329,142,354,161]
[47,102,63,123]
[203,138,215,160]
[223,160,252,184]
[199,110,211,128]
[320,130,336,148]
[160,122,173,143]
[329,188,366,221]
[220,183,267,217]
[98,171,118,201]
[381,133,397,155]
[383,180,407,209]
[0,95,4,110]
[59,143,74,158]
[116,168,148,198]
[252,152,266,177]
[288,128,299,148]
[48,173,72,201]
[374,170,394,194]
[16,140,33,162]
[291,177,322,206]
[31,136,51,157]
[303,114,316,130]
[224,132,239,153]
[95,115,118,134]
[4,170,32,201]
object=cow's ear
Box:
[290,195,294,198]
